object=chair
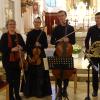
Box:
[53,68,77,94]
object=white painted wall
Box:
[97,0,100,12]
[13,0,23,33]
[0,0,6,29]
[0,0,23,33]
[23,6,33,32]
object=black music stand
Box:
[84,56,98,100]
[85,63,91,100]
[47,57,74,100]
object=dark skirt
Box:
[21,64,52,98]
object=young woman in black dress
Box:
[23,17,52,98]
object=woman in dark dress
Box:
[23,17,52,98]
[0,19,26,100]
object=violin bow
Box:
[36,15,46,43]
[56,28,80,43]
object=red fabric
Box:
[8,32,12,48]
[45,12,59,35]
[8,32,20,62]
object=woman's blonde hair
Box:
[6,19,16,28]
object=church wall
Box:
[0,0,23,33]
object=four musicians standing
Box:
[0,11,100,99]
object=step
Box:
[0,67,95,82]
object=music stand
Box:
[84,52,98,100]
[47,57,74,100]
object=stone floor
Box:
[0,82,100,100]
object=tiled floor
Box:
[0,82,100,100]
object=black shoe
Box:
[62,89,68,97]
[57,89,62,97]
[56,90,62,100]
[15,95,22,100]
[10,96,15,100]
[58,96,62,100]
[92,91,98,97]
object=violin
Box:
[28,30,44,65]
[32,47,41,65]
[30,16,46,65]
[27,39,42,65]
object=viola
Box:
[28,32,42,65]
[32,47,41,65]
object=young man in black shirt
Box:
[85,12,100,97]
[51,10,76,97]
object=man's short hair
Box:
[34,16,41,22]
[58,10,67,16]
[36,16,41,20]
[95,12,100,16]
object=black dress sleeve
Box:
[39,31,48,49]
[26,33,32,56]
[18,34,26,52]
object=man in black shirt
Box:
[51,10,76,97]
[85,12,100,97]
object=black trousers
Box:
[91,58,100,92]
[4,62,21,100]
[57,79,69,91]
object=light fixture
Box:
[21,0,34,13]
[21,0,34,7]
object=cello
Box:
[52,27,76,79]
